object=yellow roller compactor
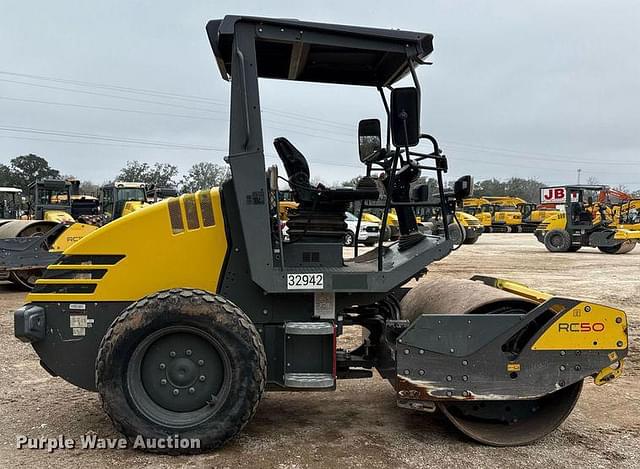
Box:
[0,180,148,289]
[536,185,640,253]
[15,16,628,452]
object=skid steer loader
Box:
[15,16,627,452]
[0,181,148,289]
[536,185,640,253]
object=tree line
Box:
[0,154,230,194]
[1,153,637,201]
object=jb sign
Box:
[540,187,579,204]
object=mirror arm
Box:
[378,149,401,271]
[377,86,391,151]
[407,59,422,100]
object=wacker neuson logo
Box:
[16,434,200,452]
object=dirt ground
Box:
[1,234,638,468]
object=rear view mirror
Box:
[358,119,382,162]
[454,175,474,201]
[390,87,420,147]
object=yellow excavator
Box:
[596,187,640,232]
[482,196,524,232]
[0,180,149,289]
[614,199,640,231]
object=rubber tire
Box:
[448,223,466,245]
[96,289,266,453]
[544,230,572,252]
[344,230,355,246]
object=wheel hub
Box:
[135,329,227,414]
[167,358,198,387]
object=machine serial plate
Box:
[287,273,324,290]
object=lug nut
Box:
[418,369,425,376]
[198,359,205,366]
[186,349,192,356]
[462,375,468,381]
[462,360,468,366]
[575,365,581,371]
[403,369,410,375]
[559,365,566,371]
[188,387,195,394]
[169,351,176,358]
[199,375,206,382]
[172,389,179,396]
[159,363,166,370]
[419,349,425,355]
[560,351,566,356]
[404,349,410,355]
[160,379,167,385]
[446,375,453,382]
[449,348,455,353]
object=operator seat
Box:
[274,137,380,243]
[274,137,379,203]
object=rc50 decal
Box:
[532,303,627,350]
[558,322,605,332]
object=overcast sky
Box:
[1,1,638,190]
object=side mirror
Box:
[390,87,420,147]
[411,184,429,202]
[358,119,382,162]
[454,175,474,201]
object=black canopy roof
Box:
[206,16,433,87]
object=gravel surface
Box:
[1,234,638,468]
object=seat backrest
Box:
[273,138,311,188]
